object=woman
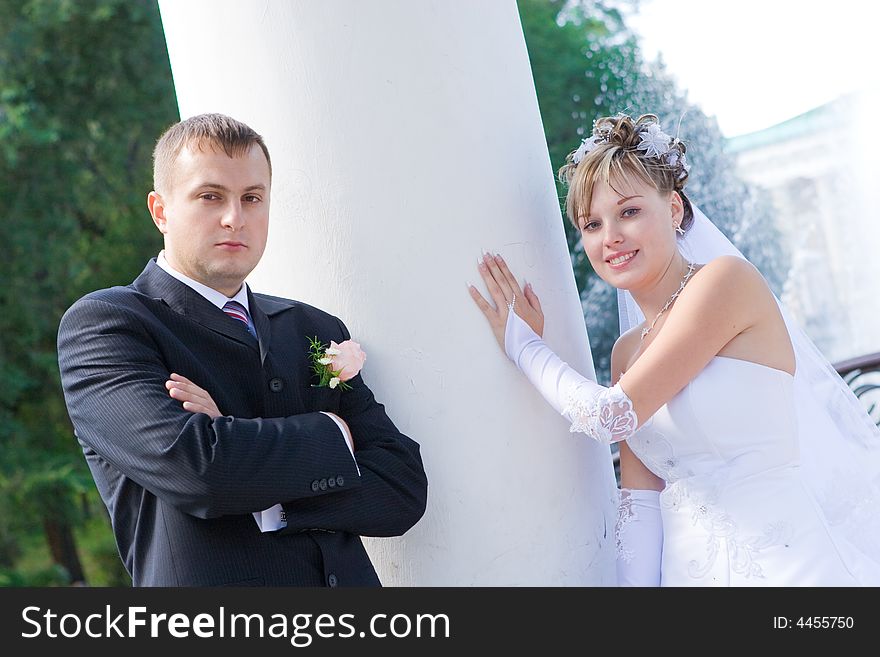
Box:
[469,113,880,586]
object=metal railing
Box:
[833,351,880,426]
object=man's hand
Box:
[166,373,222,418]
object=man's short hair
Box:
[152,113,272,194]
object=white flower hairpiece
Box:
[570,117,689,182]
[664,145,690,179]
[636,123,672,158]
[571,134,604,165]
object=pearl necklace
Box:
[640,262,696,341]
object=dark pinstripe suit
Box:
[57,260,427,586]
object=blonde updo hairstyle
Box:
[558,113,693,233]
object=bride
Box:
[469,113,880,586]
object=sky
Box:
[626,0,880,137]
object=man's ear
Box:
[147,191,168,234]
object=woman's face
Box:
[577,174,682,291]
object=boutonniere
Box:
[307,336,366,390]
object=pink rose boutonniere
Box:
[308,336,366,391]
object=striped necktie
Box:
[223,300,257,339]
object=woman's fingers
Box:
[524,282,542,314]
[469,283,507,350]
[471,253,524,350]
[522,282,545,337]
[469,284,500,324]
[480,252,514,307]
[492,254,523,301]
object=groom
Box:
[57,113,427,586]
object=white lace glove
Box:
[504,311,639,443]
[616,488,663,586]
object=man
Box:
[57,113,427,586]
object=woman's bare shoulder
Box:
[684,255,773,318]
[690,255,766,293]
[611,323,644,383]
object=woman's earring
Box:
[675,224,685,236]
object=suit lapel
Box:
[133,260,259,352]
[248,287,272,365]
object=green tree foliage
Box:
[0,0,178,585]
[518,0,785,383]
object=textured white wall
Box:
[158,0,617,585]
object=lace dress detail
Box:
[563,383,638,444]
[626,427,693,483]
[615,487,663,586]
[662,479,793,580]
[504,310,639,444]
[615,489,637,563]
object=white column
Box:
[159,0,617,585]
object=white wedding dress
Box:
[505,299,880,586]
[626,355,867,585]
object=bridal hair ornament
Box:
[571,116,690,181]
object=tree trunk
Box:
[43,517,86,585]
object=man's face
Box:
[148,143,271,297]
